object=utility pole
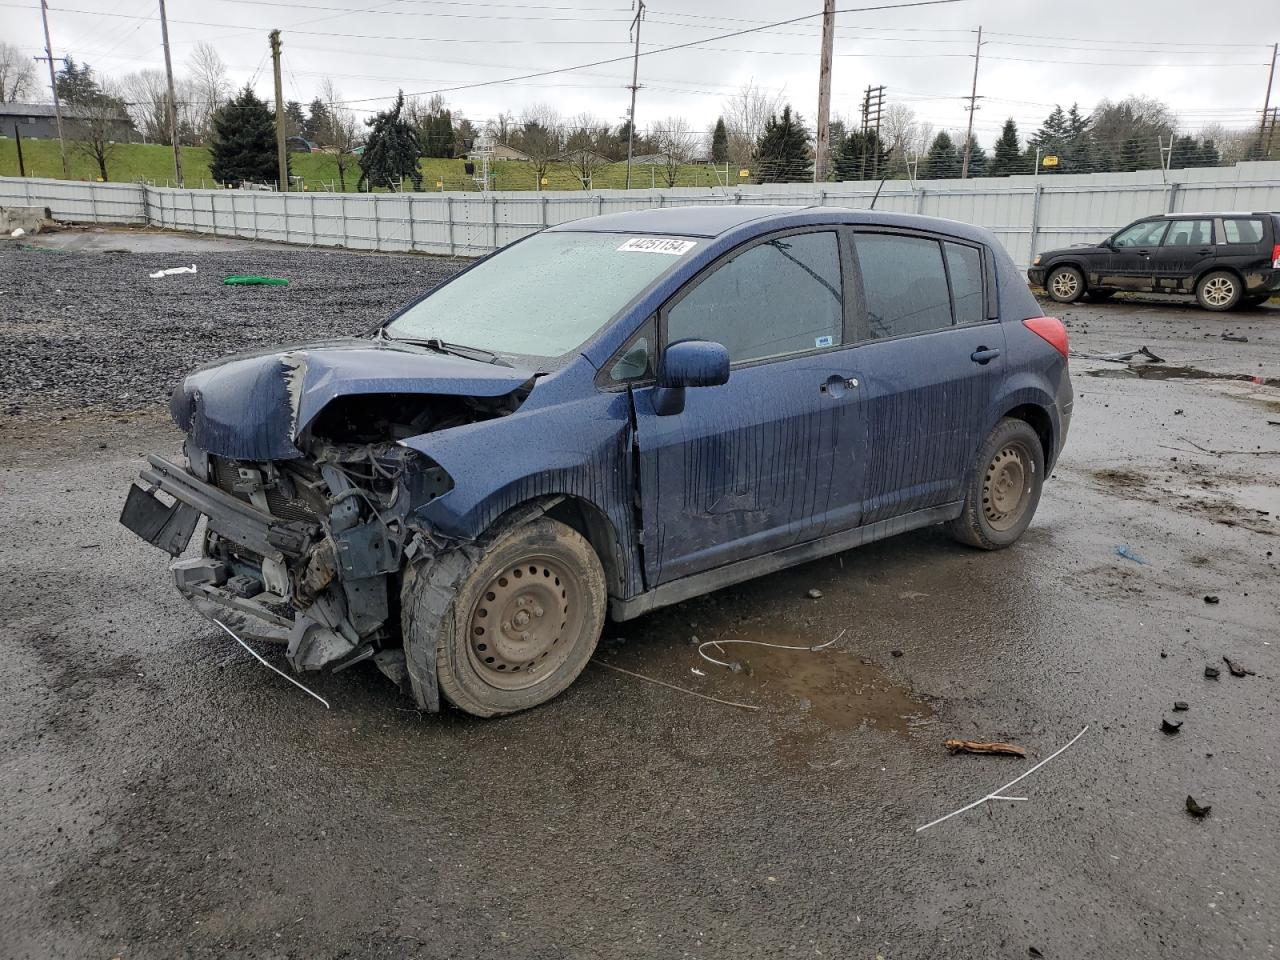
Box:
[960,24,983,179]
[37,0,69,179]
[624,0,645,190]
[158,0,184,187]
[1259,42,1278,157]
[814,0,836,182]
[270,30,289,191]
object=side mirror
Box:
[659,339,730,389]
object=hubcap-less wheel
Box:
[1050,269,1080,300]
[467,556,583,691]
[1202,276,1235,307]
[982,443,1033,532]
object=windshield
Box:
[385,231,701,358]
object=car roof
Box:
[547,204,996,243]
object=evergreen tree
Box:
[358,90,422,191]
[962,140,988,178]
[55,57,100,105]
[711,117,728,164]
[921,130,960,179]
[306,97,333,143]
[420,108,455,159]
[755,104,810,183]
[833,127,889,181]
[209,85,283,187]
[989,118,1022,177]
[284,100,305,137]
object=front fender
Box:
[400,390,642,597]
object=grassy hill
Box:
[0,137,739,192]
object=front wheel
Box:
[948,418,1045,550]
[401,516,606,717]
[1046,265,1085,303]
[1195,270,1242,311]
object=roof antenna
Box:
[868,175,888,210]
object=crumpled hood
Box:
[170,338,534,460]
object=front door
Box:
[1150,217,1215,291]
[631,229,862,585]
[839,230,1008,525]
[1102,219,1168,289]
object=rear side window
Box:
[1163,219,1213,246]
[854,233,952,339]
[666,231,843,364]
[944,242,985,325]
[1222,218,1265,244]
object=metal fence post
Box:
[230,191,238,237]
[310,192,317,245]
[252,191,259,241]
[1166,181,1180,214]
[1027,183,1045,264]
[373,196,382,251]
[490,195,498,252]
[210,192,217,237]
[282,192,290,244]
[340,194,349,248]
[445,195,454,256]
[140,184,151,226]
[595,195,603,216]
[915,186,927,215]
[540,195,548,229]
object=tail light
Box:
[1023,316,1068,357]
[1271,243,1280,269]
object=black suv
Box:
[1028,212,1280,311]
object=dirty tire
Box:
[947,418,1044,550]
[1084,289,1116,302]
[1046,265,1084,303]
[1195,270,1241,312]
[402,516,606,717]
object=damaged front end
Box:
[120,340,533,702]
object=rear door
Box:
[831,230,1006,527]
[630,228,862,584]
[1150,217,1215,291]
[1103,219,1168,289]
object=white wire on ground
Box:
[212,618,331,710]
[591,659,760,711]
[697,628,847,671]
[914,725,1089,833]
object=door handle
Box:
[971,347,1001,364]
[819,374,859,397]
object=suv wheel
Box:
[1195,270,1242,311]
[401,516,606,717]
[948,418,1045,550]
[1046,265,1084,303]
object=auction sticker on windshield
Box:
[617,237,697,255]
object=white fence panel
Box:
[4,160,1279,267]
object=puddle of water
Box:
[1085,364,1279,387]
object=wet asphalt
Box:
[1,230,1278,959]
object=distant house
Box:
[0,102,135,142]
[467,141,530,162]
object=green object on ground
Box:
[223,275,289,286]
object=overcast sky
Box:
[3,0,1276,146]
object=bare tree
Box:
[0,41,37,103]
[564,112,610,188]
[187,42,229,143]
[489,110,516,144]
[513,103,563,186]
[880,102,917,175]
[120,70,170,143]
[73,78,128,181]
[319,78,360,191]
[653,115,698,187]
[1196,122,1256,164]
[722,80,783,167]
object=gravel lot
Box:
[2,229,1279,960]
[0,229,463,412]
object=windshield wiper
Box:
[382,332,507,365]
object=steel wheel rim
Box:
[467,555,584,691]
[1203,277,1234,306]
[1051,271,1079,299]
[982,442,1033,532]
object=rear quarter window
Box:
[1222,218,1265,244]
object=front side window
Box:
[1112,220,1168,247]
[854,233,952,339]
[1162,220,1213,246]
[386,231,700,359]
[666,231,843,364]
[1222,218,1264,244]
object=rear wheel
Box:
[401,516,606,717]
[947,418,1045,550]
[1195,270,1242,311]
[1046,265,1085,304]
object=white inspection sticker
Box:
[617,237,697,255]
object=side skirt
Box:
[609,501,964,622]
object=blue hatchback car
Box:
[121,205,1072,716]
